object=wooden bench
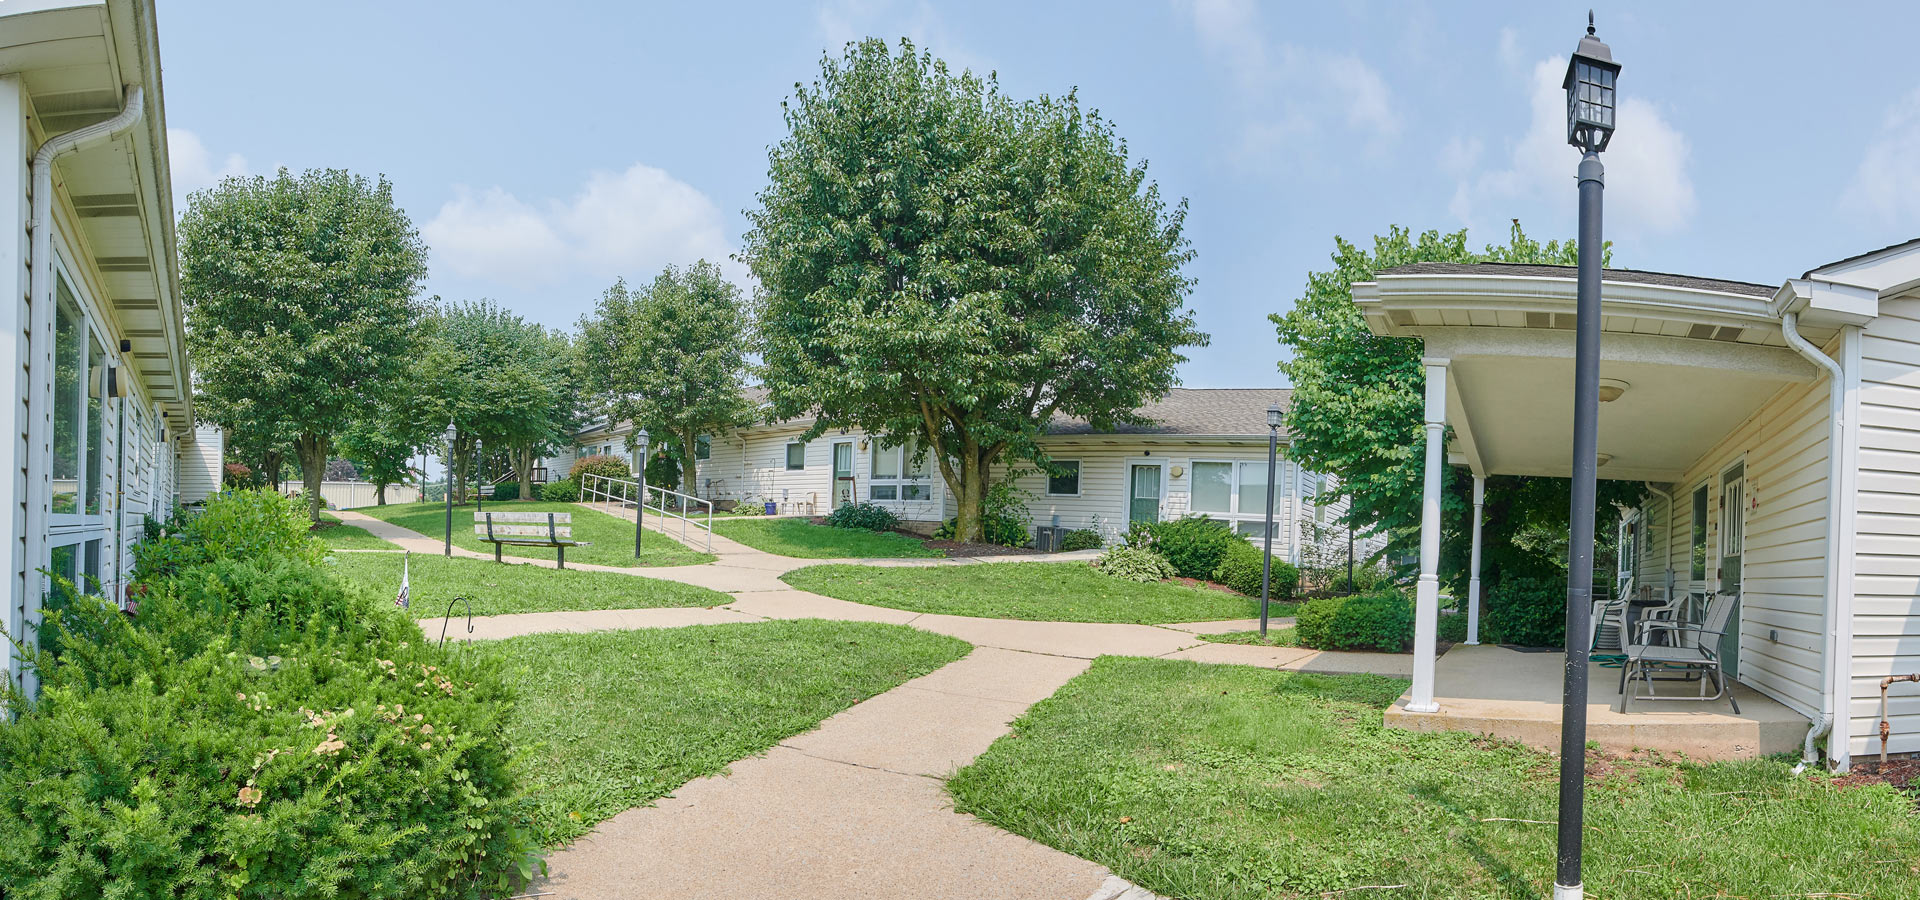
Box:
[474,511,589,568]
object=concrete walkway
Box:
[339,507,1403,900]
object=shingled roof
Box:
[1046,388,1292,438]
[1376,261,1775,298]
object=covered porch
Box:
[1355,262,1877,760]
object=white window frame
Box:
[785,441,806,471]
[50,258,111,531]
[1187,457,1282,526]
[868,438,934,504]
[1045,460,1082,497]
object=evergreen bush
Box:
[824,502,899,532]
[1294,590,1415,652]
[1211,540,1300,599]
[1058,528,1103,552]
[1144,515,1243,580]
[539,480,579,502]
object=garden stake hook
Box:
[439,595,474,650]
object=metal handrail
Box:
[577,472,713,552]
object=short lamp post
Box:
[633,429,649,559]
[474,439,484,515]
[442,424,456,558]
[1554,14,1620,900]
[1259,402,1284,638]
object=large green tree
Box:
[576,262,753,499]
[745,39,1204,540]
[1273,223,1642,591]
[419,301,575,503]
[181,169,428,521]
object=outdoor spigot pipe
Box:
[1781,311,1846,768]
[1880,674,1920,765]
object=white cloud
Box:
[1180,0,1398,164]
[166,128,248,205]
[1449,58,1696,240]
[422,163,741,290]
[1841,86,1920,224]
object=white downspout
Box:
[1780,311,1844,769]
[23,87,145,694]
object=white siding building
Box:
[544,389,1373,565]
[1357,245,1920,769]
[0,0,195,694]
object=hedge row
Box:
[0,489,537,898]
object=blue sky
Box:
[158,1,1920,389]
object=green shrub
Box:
[134,489,321,582]
[1059,528,1103,552]
[1294,590,1415,652]
[1437,610,1470,644]
[1481,576,1566,647]
[539,479,579,502]
[569,454,630,483]
[824,502,900,532]
[0,490,539,897]
[643,452,680,492]
[1211,540,1299,599]
[490,482,520,501]
[931,482,1032,546]
[1144,515,1244,580]
[1093,545,1176,583]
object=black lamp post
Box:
[634,428,649,559]
[442,424,456,558]
[1259,403,1283,638]
[1555,14,1619,900]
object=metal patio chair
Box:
[1618,590,1740,713]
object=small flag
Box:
[396,551,411,609]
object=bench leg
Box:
[495,543,502,563]
[557,546,565,570]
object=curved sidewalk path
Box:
[337,508,1408,900]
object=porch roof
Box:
[1354,263,1853,483]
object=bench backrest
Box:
[473,510,572,542]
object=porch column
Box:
[1409,357,1448,713]
[1467,474,1485,645]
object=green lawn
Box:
[1198,626,1299,647]
[782,562,1267,623]
[713,517,944,559]
[327,551,728,618]
[949,657,1920,900]
[354,500,715,567]
[482,620,971,845]
[311,514,399,551]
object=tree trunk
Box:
[515,445,535,501]
[953,436,984,543]
[682,429,701,500]
[374,481,388,506]
[261,450,284,491]
[293,432,328,522]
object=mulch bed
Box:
[921,539,1043,558]
[1832,757,1920,798]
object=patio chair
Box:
[1618,591,1740,713]
[1587,593,1629,655]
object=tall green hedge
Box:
[1294,590,1415,652]
[0,489,538,898]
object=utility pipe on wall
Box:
[23,86,144,694]
[1780,311,1845,769]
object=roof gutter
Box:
[1779,310,1854,771]
[21,86,145,692]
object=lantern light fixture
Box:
[1563,12,1620,153]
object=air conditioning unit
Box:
[1032,526,1060,553]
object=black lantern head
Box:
[1563,12,1620,153]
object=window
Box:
[695,436,711,460]
[1690,484,1708,581]
[51,283,82,515]
[869,438,933,502]
[86,332,105,515]
[1191,459,1281,523]
[1047,461,1081,496]
[786,441,805,470]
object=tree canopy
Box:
[180,168,428,520]
[744,38,1204,540]
[575,262,753,498]
[1272,223,1642,592]
[419,301,576,503]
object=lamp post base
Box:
[1554,882,1583,900]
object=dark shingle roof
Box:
[1376,262,1775,298]
[1047,388,1291,438]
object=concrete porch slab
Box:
[1384,644,1807,759]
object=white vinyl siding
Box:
[177,424,223,505]
[1851,297,1920,756]
[1640,354,1830,721]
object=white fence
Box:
[277,481,421,510]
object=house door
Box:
[1718,462,1745,679]
[1127,463,1162,526]
[832,442,855,508]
